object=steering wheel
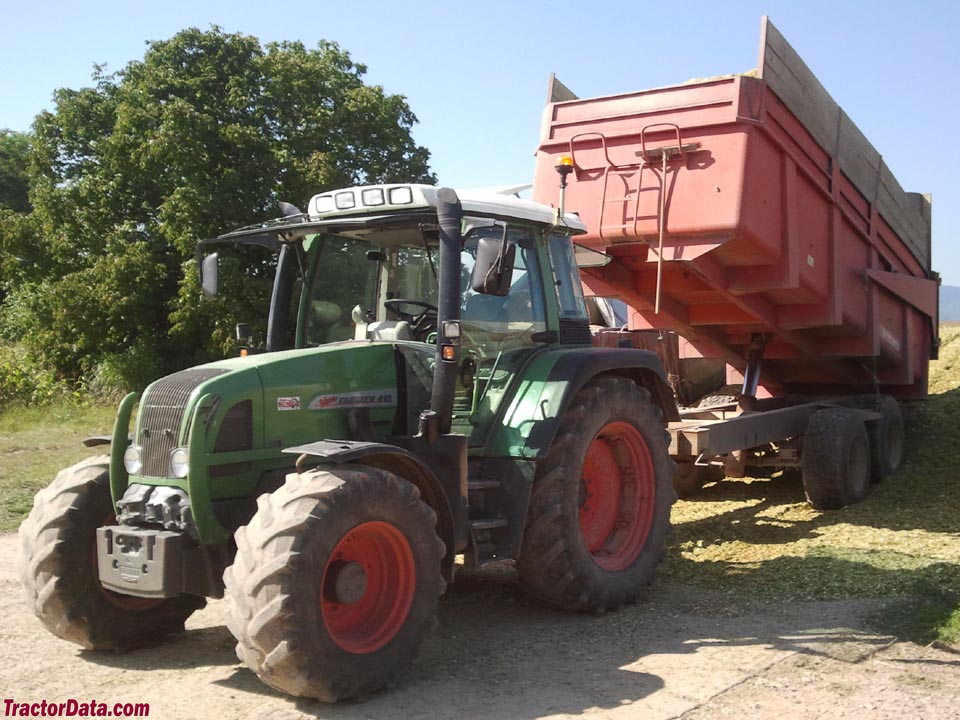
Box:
[383,299,438,339]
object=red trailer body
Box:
[533,17,938,399]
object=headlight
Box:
[170,448,189,478]
[389,186,413,204]
[334,191,356,209]
[123,444,143,475]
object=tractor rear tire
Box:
[867,395,905,482]
[18,456,205,651]
[517,377,675,612]
[224,466,446,701]
[801,408,871,510]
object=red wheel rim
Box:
[321,521,416,654]
[579,421,656,571]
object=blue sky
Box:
[2,0,958,282]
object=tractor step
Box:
[467,478,500,490]
[467,476,502,517]
[470,515,509,531]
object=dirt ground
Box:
[1,533,957,720]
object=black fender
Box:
[284,438,466,581]
[522,348,679,459]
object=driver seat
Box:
[366,321,413,341]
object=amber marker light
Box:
[555,155,574,185]
[555,155,575,216]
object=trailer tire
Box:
[517,377,675,612]
[867,395,905,482]
[18,456,205,651]
[224,466,445,701]
[801,408,871,510]
[672,463,724,499]
[694,385,741,409]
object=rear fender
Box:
[490,348,677,459]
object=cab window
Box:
[302,235,377,345]
[461,225,545,330]
[547,233,588,319]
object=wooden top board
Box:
[758,16,932,272]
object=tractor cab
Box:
[206,184,591,442]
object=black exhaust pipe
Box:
[265,202,303,352]
[429,188,463,434]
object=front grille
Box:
[138,368,228,477]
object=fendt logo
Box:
[276,397,301,412]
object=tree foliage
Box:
[0,131,31,214]
[1,27,434,391]
[0,131,39,303]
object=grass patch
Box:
[939,605,960,645]
[869,587,960,647]
[0,402,117,531]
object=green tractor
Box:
[19,184,676,701]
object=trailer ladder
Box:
[568,124,700,313]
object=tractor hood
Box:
[132,341,408,480]
[200,341,405,447]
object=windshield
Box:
[299,227,442,345]
[300,223,546,350]
[296,221,550,443]
[301,234,379,345]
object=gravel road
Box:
[2,533,957,719]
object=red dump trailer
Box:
[534,16,937,402]
[533,17,938,505]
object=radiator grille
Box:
[137,368,228,477]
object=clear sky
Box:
[1,0,957,282]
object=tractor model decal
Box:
[308,389,396,411]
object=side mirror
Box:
[200,253,219,298]
[471,236,516,296]
[236,323,253,347]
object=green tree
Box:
[0,131,36,292]
[0,131,31,213]
[5,27,434,389]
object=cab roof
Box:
[308,184,587,233]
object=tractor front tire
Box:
[517,377,675,612]
[224,466,446,702]
[18,456,205,651]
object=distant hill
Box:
[942,286,960,322]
